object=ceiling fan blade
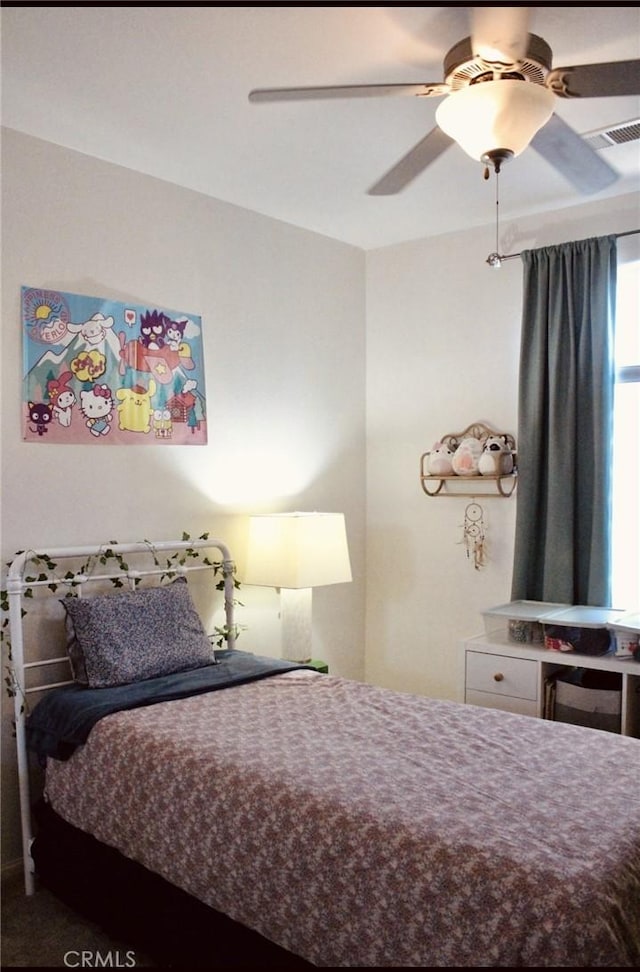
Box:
[471,6,531,66]
[531,113,619,194]
[368,126,454,196]
[546,59,640,99]
[249,82,449,103]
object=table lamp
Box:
[244,512,352,662]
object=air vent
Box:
[583,118,640,150]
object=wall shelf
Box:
[420,471,517,497]
[420,421,517,498]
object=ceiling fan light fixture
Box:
[435,79,555,165]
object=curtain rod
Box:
[487,228,640,267]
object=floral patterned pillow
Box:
[62,577,215,688]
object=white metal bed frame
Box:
[6,537,237,896]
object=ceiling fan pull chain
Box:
[485,168,503,269]
[495,168,500,257]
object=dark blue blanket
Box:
[27,649,308,763]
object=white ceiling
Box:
[2,5,639,250]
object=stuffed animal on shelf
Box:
[451,437,483,476]
[426,441,454,476]
[478,435,514,476]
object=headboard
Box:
[5,537,236,895]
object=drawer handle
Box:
[493,672,505,682]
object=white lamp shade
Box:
[435,80,555,161]
[244,512,352,589]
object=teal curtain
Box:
[511,236,617,606]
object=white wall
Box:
[365,192,640,701]
[1,129,366,866]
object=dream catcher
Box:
[461,502,487,569]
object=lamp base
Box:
[280,587,313,663]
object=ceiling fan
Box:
[249,7,640,196]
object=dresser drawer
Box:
[465,689,539,717]
[465,650,538,701]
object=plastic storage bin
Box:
[542,605,625,657]
[482,601,570,643]
[608,612,640,659]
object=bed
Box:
[7,537,640,968]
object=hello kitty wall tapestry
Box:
[22,287,207,445]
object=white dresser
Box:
[461,630,640,737]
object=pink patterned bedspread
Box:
[44,670,640,967]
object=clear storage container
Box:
[542,605,625,657]
[482,600,571,643]
[608,612,640,659]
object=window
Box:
[611,255,639,610]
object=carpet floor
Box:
[1,870,155,968]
